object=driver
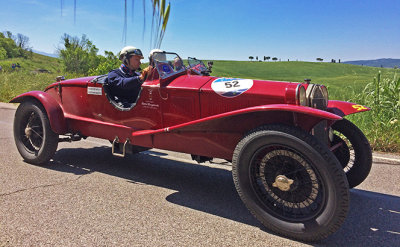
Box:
[107,46,151,106]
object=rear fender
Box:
[10,91,67,134]
[328,100,370,117]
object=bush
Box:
[0,47,7,59]
[59,34,120,76]
[348,72,400,152]
[59,34,102,75]
[88,51,120,75]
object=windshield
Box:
[152,52,186,79]
[188,57,207,75]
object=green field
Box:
[1,55,399,152]
[0,53,78,101]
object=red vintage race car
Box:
[10,51,372,241]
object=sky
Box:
[1,0,400,62]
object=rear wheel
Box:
[232,125,349,242]
[14,100,58,164]
[331,119,372,188]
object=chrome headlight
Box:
[306,84,328,110]
[296,85,307,106]
[320,85,329,103]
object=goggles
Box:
[127,49,143,58]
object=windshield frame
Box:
[187,57,208,75]
[152,52,186,80]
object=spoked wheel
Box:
[232,125,349,242]
[251,148,325,222]
[14,100,58,164]
[331,119,372,188]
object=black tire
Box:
[232,125,349,242]
[13,100,59,165]
[331,119,372,188]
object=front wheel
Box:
[331,119,372,188]
[14,100,59,164]
[232,125,349,242]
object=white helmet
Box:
[119,46,144,61]
[149,48,166,62]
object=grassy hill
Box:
[0,53,65,102]
[0,52,61,73]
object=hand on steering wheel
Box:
[140,66,152,81]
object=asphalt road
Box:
[1,103,399,246]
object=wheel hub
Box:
[272,175,294,191]
[25,127,32,137]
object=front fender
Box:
[10,91,67,134]
[328,100,370,117]
[133,104,342,138]
[131,104,343,160]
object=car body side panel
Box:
[159,74,212,126]
[43,79,164,140]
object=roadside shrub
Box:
[88,51,120,76]
[348,72,400,152]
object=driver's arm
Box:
[108,71,142,91]
[140,66,152,81]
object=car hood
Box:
[45,76,97,91]
[201,77,300,102]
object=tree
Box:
[249,56,254,61]
[272,57,278,61]
[16,33,30,50]
[59,34,102,74]
[266,56,270,61]
[256,56,258,61]
[0,47,7,59]
[316,58,323,62]
[88,51,120,75]
[4,31,13,39]
[0,31,30,58]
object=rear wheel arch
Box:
[11,94,67,134]
[13,99,59,164]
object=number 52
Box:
[225,80,240,88]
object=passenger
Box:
[107,46,150,106]
[146,49,165,80]
[173,57,185,71]
[149,49,165,66]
